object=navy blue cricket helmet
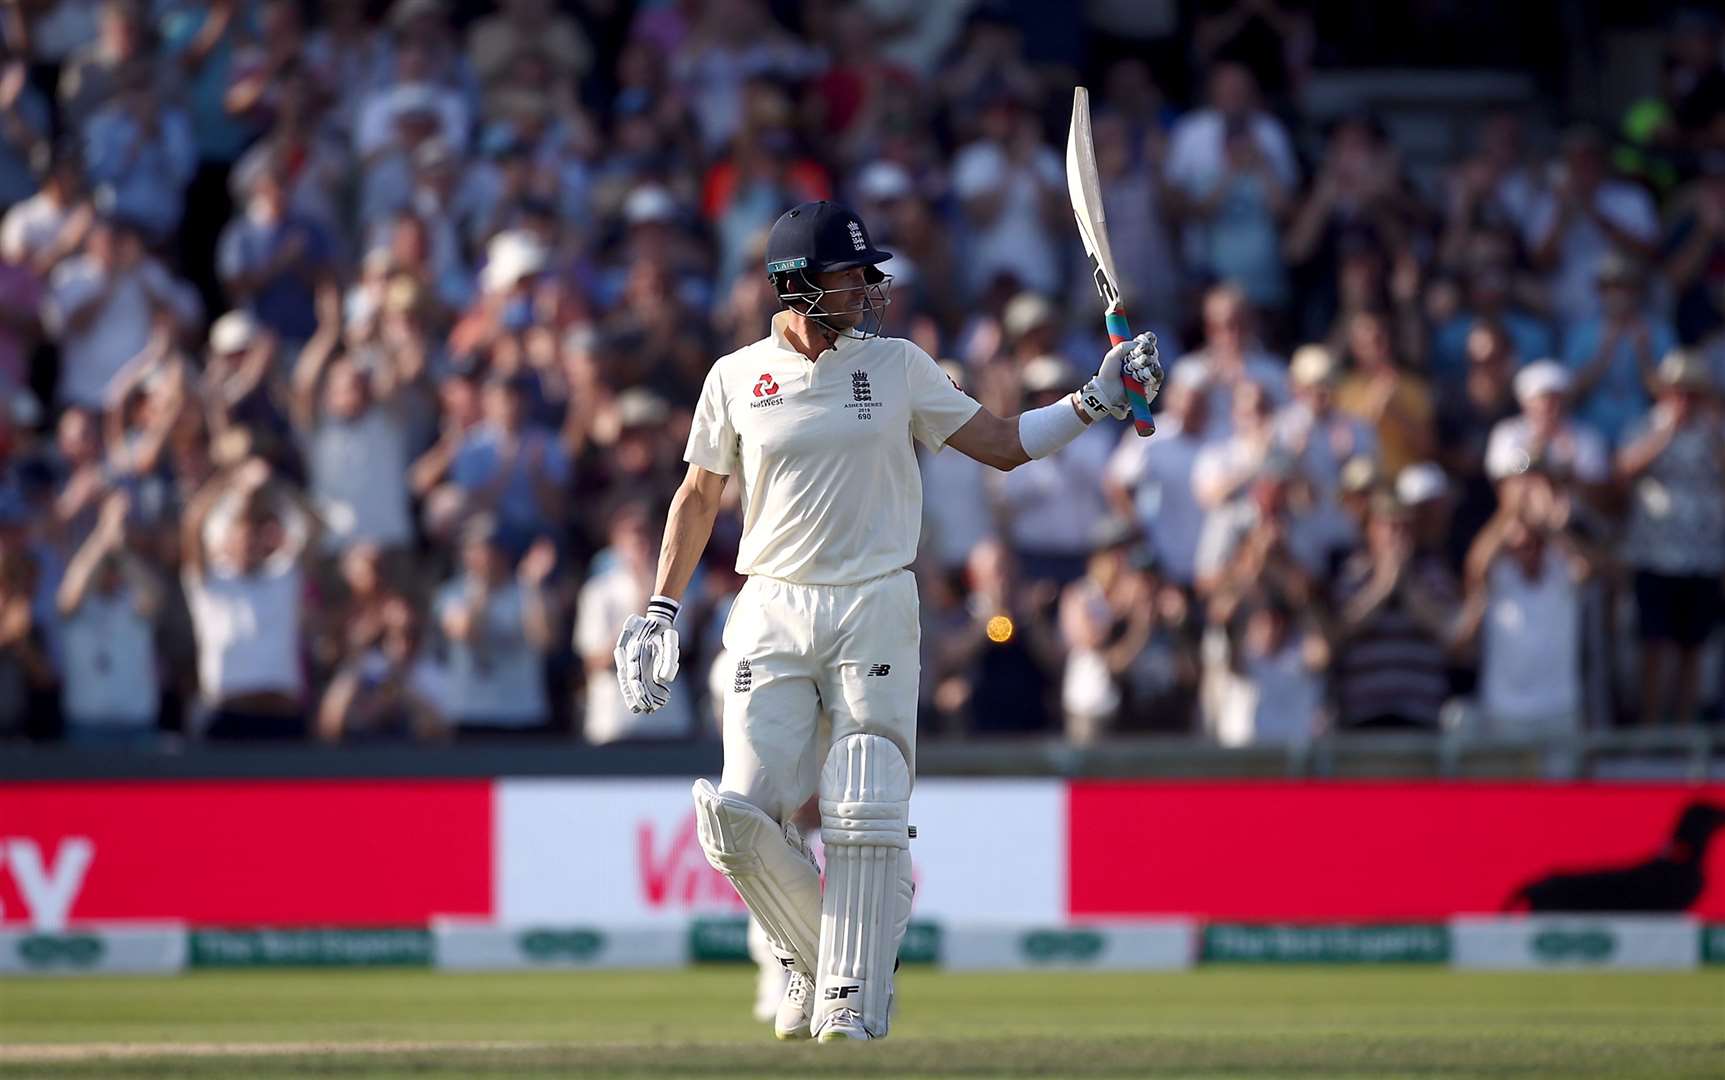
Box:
[765,201,893,338]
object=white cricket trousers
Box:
[718,569,920,822]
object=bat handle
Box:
[1106,307,1155,437]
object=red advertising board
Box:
[0,781,492,928]
[1068,782,1725,919]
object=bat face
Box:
[1066,86,1123,310]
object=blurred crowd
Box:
[0,0,1721,748]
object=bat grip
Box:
[1106,307,1155,437]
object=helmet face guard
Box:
[772,265,893,340]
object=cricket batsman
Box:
[614,201,1161,1042]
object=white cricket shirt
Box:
[686,312,982,586]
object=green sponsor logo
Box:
[517,929,604,963]
[1530,927,1616,963]
[190,928,431,968]
[15,933,105,969]
[1203,924,1449,964]
[689,917,942,965]
[1702,925,1725,966]
[899,922,941,966]
[689,917,751,963]
[766,257,809,273]
[1019,929,1105,964]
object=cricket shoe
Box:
[813,1007,871,1043]
[773,971,815,1041]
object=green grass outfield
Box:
[2,968,1722,1079]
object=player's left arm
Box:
[941,334,1163,472]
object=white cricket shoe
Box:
[773,971,815,1041]
[813,1007,871,1042]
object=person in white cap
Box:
[1483,359,1608,489]
[1278,343,1379,558]
[1615,350,1725,726]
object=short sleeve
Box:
[905,345,981,452]
[684,362,738,474]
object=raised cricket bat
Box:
[1067,86,1154,437]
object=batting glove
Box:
[1079,332,1164,421]
[615,595,681,714]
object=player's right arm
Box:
[617,360,738,715]
[653,464,727,604]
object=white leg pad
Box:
[691,779,822,974]
[814,733,914,1038]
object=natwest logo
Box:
[752,373,780,398]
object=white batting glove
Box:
[1078,332,1164,421]
[614,596,681,714]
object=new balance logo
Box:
[824,984,861,1000]
[733,659,753,693]
[866,664,891,677]
[851,370,872,402]
[752,373,779,398]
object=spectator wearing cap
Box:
[1615,351,1725,726]
[1395,462,1455,567]
[576,501,693,744]
[1484,360,1609,491]
[591,388,682,518]
[290,289,416,554]
[1331,493,1464,730]
[1457,465,1600,739]
[448,371,568,556]
[42,210,199,409]
[1105,363,1214,589]
[435,519,556,736]
[1525,126,1659,326]
[2,143,90,277]
[1179,284,1290,440]
[79,61,197,243]
[181,459,321,739]
[218,167,333,353]
[992,356,1116,587]
[1334,307,1434,478]
[1276,344,1379,562]
[54,491,162,743]
[0,58,49,212]
[1561,252,1675,448]
[354,39,470,222]
[1663,150,1725,345]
